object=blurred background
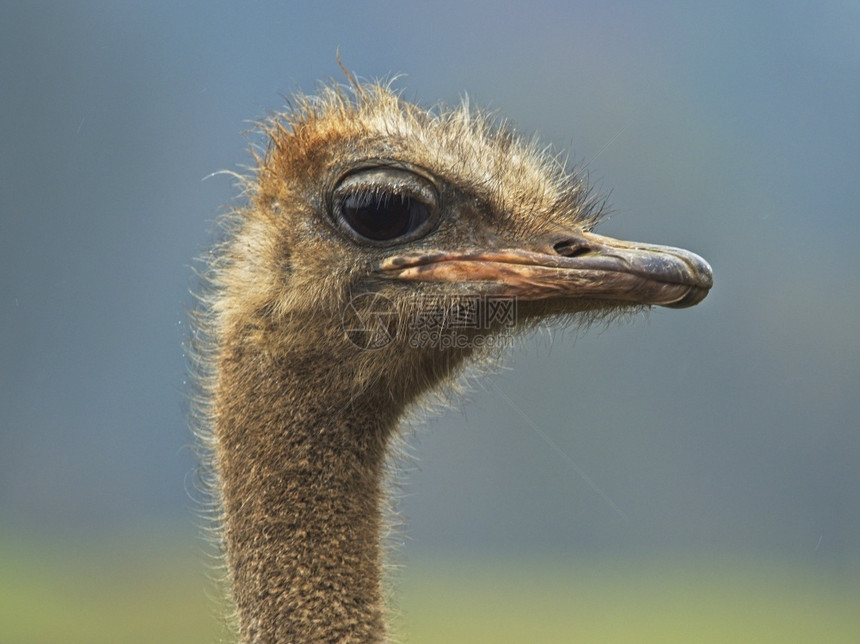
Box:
[2,1,858,642]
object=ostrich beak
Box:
[379,231,713,308]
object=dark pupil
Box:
[342,192,429,241]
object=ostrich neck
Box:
[214,336,399,643]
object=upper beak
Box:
[379,231,713,308]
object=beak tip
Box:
[663,287,710,308]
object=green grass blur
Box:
[394,554,860,643]
[2,534,858,643]
[0,532,226,644]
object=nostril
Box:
[552,239,592,258]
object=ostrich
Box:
[194,80,712,643]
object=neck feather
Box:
[214,333,399,643]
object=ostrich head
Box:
[213,82,711,416]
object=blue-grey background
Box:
[2,1,858,570]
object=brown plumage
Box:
[193,81,712,642]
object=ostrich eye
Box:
[333,167,438,244]
[341,191,429,241]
